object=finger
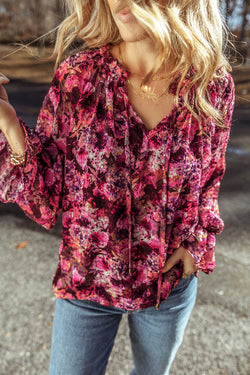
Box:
[162,251,182,273]
[0,75,9,101]
[0,85,9,102]
[182,263,199,278]
[0,73,9,90]
[0,73,9,79]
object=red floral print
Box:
[0,45,235,309]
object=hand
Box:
[162,245,199,278]
[0,73,18,132]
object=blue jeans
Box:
[49,274,197,375]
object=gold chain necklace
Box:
[118,44,170,101]
[127,78,170,101]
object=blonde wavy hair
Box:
[51,0,233,127]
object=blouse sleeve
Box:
[181,72,235,273]
[0,61,75,229]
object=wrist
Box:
[0,116,20,135]
[3,119,26,156]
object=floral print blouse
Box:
[0,44,235,310]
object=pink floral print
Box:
[0,45,235,309]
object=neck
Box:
[121,39,165,77]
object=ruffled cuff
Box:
[198,206,224,234]
[0,119,42,202]
[0,128,24,202]
[181,224,216,274]
[18,118,42,172]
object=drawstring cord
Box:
[155,82,194,309]
[124,113,133,275]
[156,143,169,310]
[122,74,179,305]
[127,181,132,274]
[119,65,191,309]
[124,116,173,307]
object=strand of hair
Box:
[0,26,60,62]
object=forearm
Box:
[0,74,25,155]
[0,118,63,228]
[0,72,64,227]
[2,118,26,155]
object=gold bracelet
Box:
[9,148,25,166]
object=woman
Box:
[0,0,235,374]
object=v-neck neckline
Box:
[126,96,178,137]
[102,44,185,135]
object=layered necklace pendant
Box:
[126,77,170,102]
[118,44,170,102]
